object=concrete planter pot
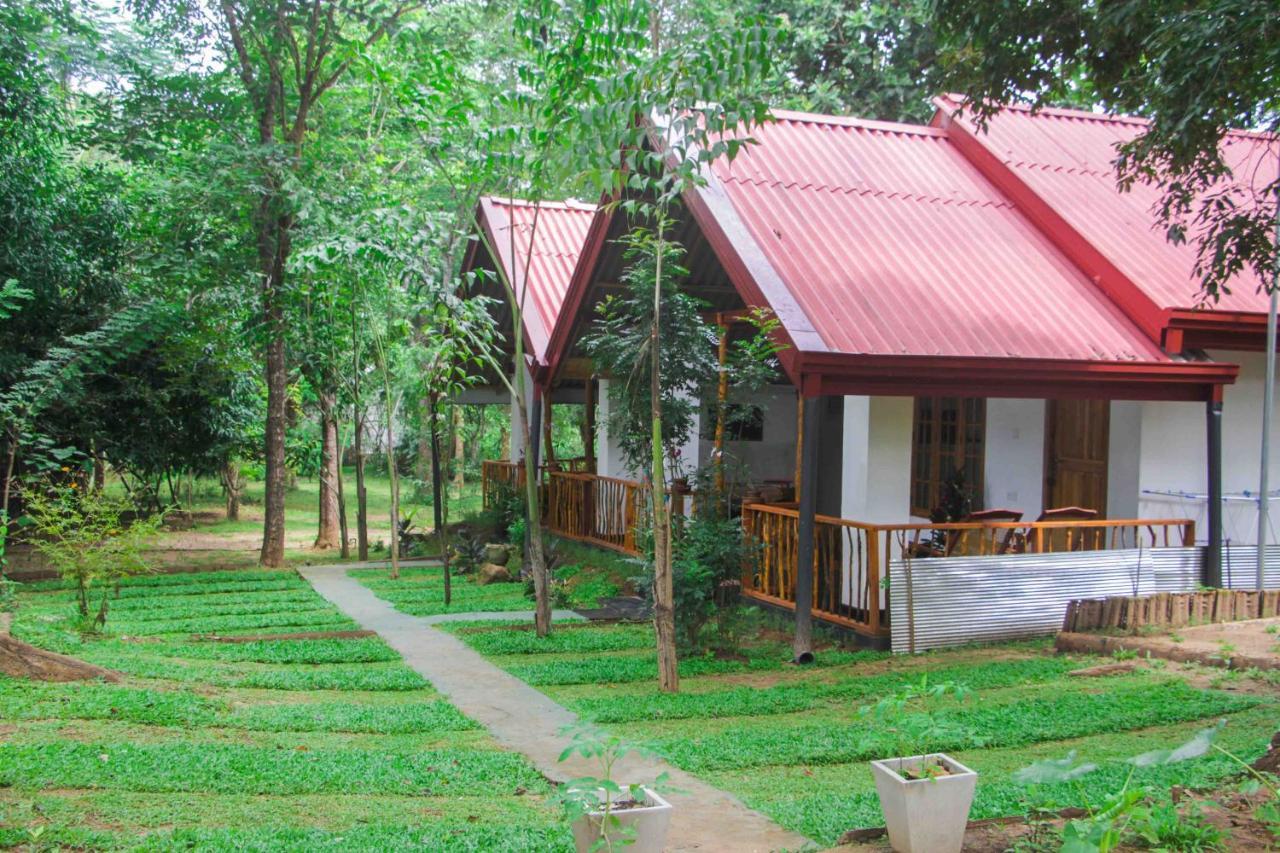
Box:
[570,787,673,853]
[870,753,977,853]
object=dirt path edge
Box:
[1055,631,1279,671]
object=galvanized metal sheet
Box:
[888,548,1205,653]
[1221,546,1280,590]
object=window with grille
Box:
[910,397,985,518]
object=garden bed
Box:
[1,567,571,849]
[443,615,1280,848]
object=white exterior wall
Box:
[1107,401,1142,520]
[595,379,703,485]
[840,396,914,523]
[1137,351,1280,545]
[508,364,535,464]
[595,378,630,479]
[982,399,1046,519]
[697,384,799,483]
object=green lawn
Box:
[442,620,1280,847]
[2,569,572,851]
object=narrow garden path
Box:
[299,564,815,852]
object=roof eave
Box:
[794,352,1237,402]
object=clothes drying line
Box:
[1141,488,1280,504]
[1141,489,1279,545]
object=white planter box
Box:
[570,786,673,853]
[870,753,977,853]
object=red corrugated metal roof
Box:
[707,109,1176,364]
[480,197,595,367]
[934,96,1278,316]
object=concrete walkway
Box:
[299,564,814,852]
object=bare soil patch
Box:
[194,629,376,643]
[1057,617,1280,671]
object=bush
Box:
[632,508,758,654]
[19,481,162,630]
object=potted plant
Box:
[860,677,978,853]
[557,726,673,852]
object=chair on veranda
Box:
[908,508,1023,558]
[1018,506,1099,552]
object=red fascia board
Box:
[1167,309,1274,352]
[795,351,1237,403]
[543,197,616,384]
[934,101,1168,348]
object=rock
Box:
[483,544,511,566]
[477,563,514,585]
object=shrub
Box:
[19,481,162,630]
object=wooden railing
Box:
[546,471,644,555]
[482,461,644,555]
[741,503,886,637]
[884,518,1196,557]
[481,460,524,509]
[739,506,1198,639]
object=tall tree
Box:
[131,0,421,566]
[931,0,1279,300]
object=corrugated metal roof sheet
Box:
[483,198,595,365]
[936,97,1278,314]
[708,110,1174,363]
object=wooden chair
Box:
[966,508,1025,555]
[1018,506,1099,552]
[908,508,1023,558]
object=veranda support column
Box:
[1205,395,1224,587]
[793,394,821,663]
[584,377,597,474]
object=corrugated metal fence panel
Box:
[889,548,1205,653]
[1221,545,1280,590]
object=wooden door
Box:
[1044,400,1109,515]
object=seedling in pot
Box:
[859,675,972,779]
[556,725,673,852]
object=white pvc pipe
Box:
[1261,200,1279,595]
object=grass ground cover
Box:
[351,564,534,616]
[3,568,571,850]
[449,619,1280,846]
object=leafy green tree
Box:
[129,0,423,566]
[932,0,1279,299]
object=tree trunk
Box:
[354,413,369,562]
[223,460,243,521]
[431,397,450,605]
[314,393,341,549]
[452,404,465,491]
[92,443,105,493]
[259,199,290,568]
[336,425,350,559]
[651,235,679,693]
[417,396,433,481]
[385,397,400,579]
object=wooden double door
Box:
[1044,399,1109,516]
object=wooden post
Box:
[794,394,821,662]
[714,317,729,497]
[794,391,804,499]
[584,376,597,474]
[543,396,556,469]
